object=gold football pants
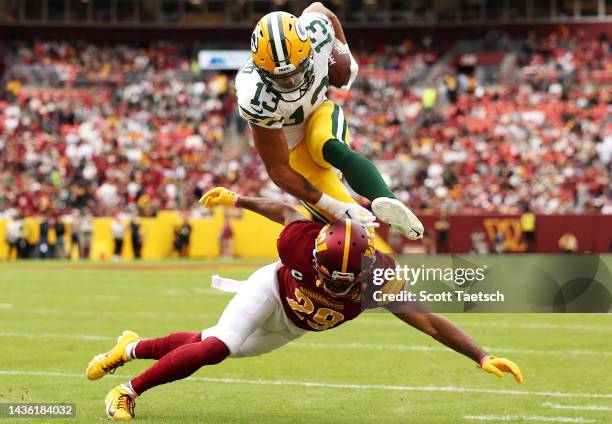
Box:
[288,100,353,222]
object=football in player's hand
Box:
[328,41,351,88]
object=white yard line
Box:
[4,307,611,333]
[1,331,610,358]
[0,307,219,320]
[456,321,612,332]
[293,341,612,357]
[357,318,612,332]
[543,402,612,411]
[4,305,611,337]
[478,346,612,357]
[464,415,596,423]
[1,370,611,399]
[0,332,114,341]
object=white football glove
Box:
[315,193,379,230]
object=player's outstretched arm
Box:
[389,304,523,383]
[199,187,305,226]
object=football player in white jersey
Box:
[235,2,424,240]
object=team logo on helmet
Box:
[295,21,308,42]
[312,219,377,297]
[315,224,329,252]
[250,30,259,53]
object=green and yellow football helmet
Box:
[250,11,314,100]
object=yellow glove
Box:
[480,355,523,383]
[199,187,238,208]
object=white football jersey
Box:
[236,12,335,149]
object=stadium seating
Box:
[0,32,610,221]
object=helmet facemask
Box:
[313,251,376,297]
[317,271,357,297]
[256,51,315,102]
[310,219,377,298]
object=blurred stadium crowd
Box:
[0,29,610,223]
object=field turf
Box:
[1,260,611,423]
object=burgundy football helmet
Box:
[312,219,376,296]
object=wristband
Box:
[234,195,241,208]
[479,354,490,367]
[315,193,342,212]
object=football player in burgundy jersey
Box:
[87,187,523,421]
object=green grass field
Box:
[1,260,611,423]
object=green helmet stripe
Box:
[267,15,280,64]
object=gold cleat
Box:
[105,385,136,421]
[86,330,140,380]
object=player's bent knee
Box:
[321,138,353,169]
[306,137,336,169]
[200,336,230,365]
[201,326,244,356]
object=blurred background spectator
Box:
[54,217,66,259]
[111,216,125,260]
[559,231,579,253]
[130,218,144,259]
[5,213,23,259]
[174,218,192,258]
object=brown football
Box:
[327,42,351,88]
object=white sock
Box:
[120,382,138,398]
[125,341,139,361]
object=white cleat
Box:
[371,197,424,240]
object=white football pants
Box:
[201,261,307,357]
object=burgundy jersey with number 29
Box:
[276,220,401,332]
